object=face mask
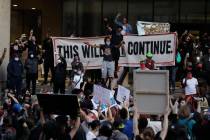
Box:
[14,57,19,61]
[30,54,34,58]
[57,59,61,64]
[14,45,18,50]
[106,41,111,46]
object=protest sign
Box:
[137,21,170,35]
[92,85,117,112]
[37,94,79,118]
[93,85,111,105]
[117,85,130,103]
[52,33,177,69]
[133,70,169,114]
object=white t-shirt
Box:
[183,77,198,95]
[73,74,84,89]
[86,131,97,140]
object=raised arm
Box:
[159,108,171,140]
[114,12,123,27]
[69,115,81,139]
[8,93,19,104]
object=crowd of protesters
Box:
[0,12,210,140]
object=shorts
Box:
[101,61,114,79]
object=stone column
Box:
[0,0,10,86]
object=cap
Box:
[146,52,153,58]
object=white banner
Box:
[52,33,177,70]
[137,21,170,36]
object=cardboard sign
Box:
[37,94,79,118]
[93,85,111,105]
[117,85,130,103]
[92,85,117,112]
[133,70,169,114]
[137,21,170,35]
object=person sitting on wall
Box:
[144,52,155,70]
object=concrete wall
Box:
[0,0,10,83]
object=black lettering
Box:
[150,41,154,54]
[63,45,70,58]
[144,41,150,53]
[160,41,165,54]
[94,47,99,58]
[128,42,133,55]
[134,42,138,55]
[73,45,79,57]
[139,42,144,55]
[82,45,90,58]
[91,47,94,57]
[166,40,172,54]
[57,45,63,54]
[154,41,159,54]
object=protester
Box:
[114,12,132,35]
[7,54,24,96]
[53,55,67,94]
[2,12,210,140]
[26,30,39,57]
[84,36,115,89]
[110,25,124,78]
[42,32,54,85]
[144,52,155,70]
[24,52,39,95]
[70,54,84,90]
[182,71,199,110]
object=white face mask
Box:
[30,54,34,58]
[14,57,19,61]
[14,45,18,50]
[57,59,61,64]
[106,41,111,46]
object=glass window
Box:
[128,0,153,34]
[154,0,179,23]
[180,0,205,23]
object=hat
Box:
[12,103,23,113]
[146,52,153,58]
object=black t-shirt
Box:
[100,44,114,61]
[111,30,123,59]
[42,37,54,61]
